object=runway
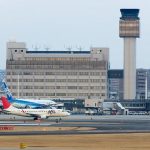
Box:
[0,114,150,135]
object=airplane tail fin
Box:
[0,80,13,101]
[1,96,11,109]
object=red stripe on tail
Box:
[1,96,11,109]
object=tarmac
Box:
[1,114,150,135]
[1,114,150,150]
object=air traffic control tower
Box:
[119,9,140,99]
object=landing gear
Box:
[34,117,38,120]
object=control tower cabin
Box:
[119,9,140,99]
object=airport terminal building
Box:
[6,41,109,101]
[108,69,150,100]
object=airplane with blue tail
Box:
[1,96,70,120]
[0,80,56,108]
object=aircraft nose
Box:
[65,112,70,116]
[61,109,71,116]
[67,112,70,116]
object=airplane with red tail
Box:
[1,96,70,120]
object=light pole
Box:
[145,71,148,99]
[17,73,20,98]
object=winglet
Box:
[1,96,11,109]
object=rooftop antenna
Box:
[64,45,72,51]
[32,45,40,51]
[76,45,83,51]
[44,45,50,51]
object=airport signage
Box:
[0,126,14,130]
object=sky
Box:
[0,0,149,69]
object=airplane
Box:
[1,96,70,120]
[0,80,56,109]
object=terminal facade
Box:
[108,69,150,100]
[6,41,109,101]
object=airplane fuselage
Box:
[3,107,69,118]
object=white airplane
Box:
[1,96,70,120]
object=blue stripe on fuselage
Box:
[9,99,46,108]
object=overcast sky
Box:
[0,0,149,69]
